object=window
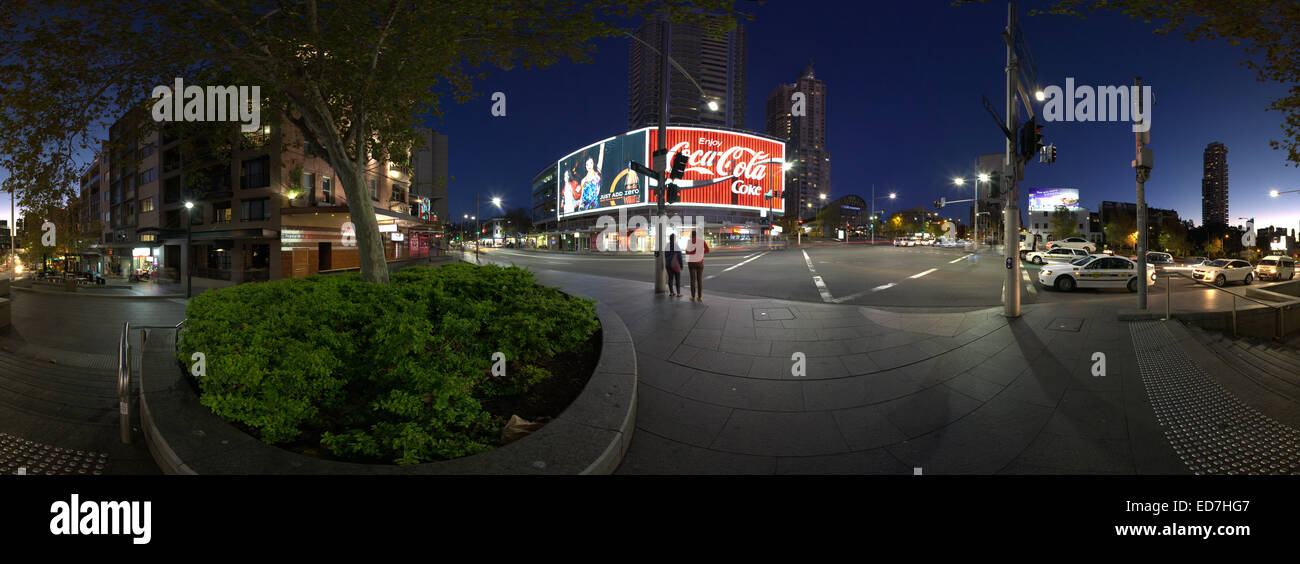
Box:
[140,197,155,213]
[163,147,181,172]
[240,156,270,189]
[190,204,203,225]
[137,167,156,185]
[207,247,232,270]
[139,143,155,159]
[242,198,270,221]
[301,173,314,192]
[321,177,332,203]
[140,234,157,242]
[165,209,180,229]
[214,201,232,223]
[370,178,378,201]
[164,176,180,203]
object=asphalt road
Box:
[475,243,1300,313]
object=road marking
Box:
[1021,269,1038,295]
[874,283,897,291]
[706,251,767,280]
[909,268,937,279]
[801,249,835,302]
[948,254,973,264]
[812,275,834,302]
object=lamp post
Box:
[623,19,721,294]
[953,173,989,249]
[474,194,501,257]
[184,201,194,298]
[1269,188,1300,198]
[868,185,896,245]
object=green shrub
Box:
[177,264,599,464]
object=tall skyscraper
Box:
[1201,142,1229,226]
[765,64,828,218]
[628,17,746,130]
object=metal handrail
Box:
[1163,271,1294,339]
[117,319,185,444]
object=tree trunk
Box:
[335,160,390,284]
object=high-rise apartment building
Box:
[765,64,829,218]
[1201,142,1229,226]
[628,17,746,130]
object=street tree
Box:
[0,0,743,284]
[1102,210,1137,252]
[1048,206,1081,240]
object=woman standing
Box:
[579,143,605,211]
[665,233,683,297]
[684,230,709,300]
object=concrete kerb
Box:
[138,299,635,474]
[14,286,186,299]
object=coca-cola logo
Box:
[668,138,776,196]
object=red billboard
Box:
[647,126,786,213]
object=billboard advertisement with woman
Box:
[557,130,647,219]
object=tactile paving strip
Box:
[1130,321,1300,475]
[0,433,108,475]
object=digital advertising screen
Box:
[1028,188,1082,211]
[646,126,786,213]
[556,130,647,219]
[556,126,786,219]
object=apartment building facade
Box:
[77,109,441,288]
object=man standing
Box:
[684,230,709,301]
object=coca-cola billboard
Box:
[647,127,785,212]
[556,126,785,219]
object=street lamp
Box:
[475,193,502,257]
[184,201,194,298]
[1269,188,1299,198]
[867,185,896,245]
[953,173,988,250]
[623,22,721,294]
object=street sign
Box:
[983,95,1013,142]
[628,160,659,181]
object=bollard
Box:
[1164,274,1173,321]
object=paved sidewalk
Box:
[510,265,1192,474]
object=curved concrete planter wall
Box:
[138,302,636,474]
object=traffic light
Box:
[1048,144,1057,164]
[669,152,688,180]
[1018,117,1043,161]
[666,182,680,204]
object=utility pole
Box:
[652,11,670,294]
[1003,2,1021,318]
[1133,76,1153,309]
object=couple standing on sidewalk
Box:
[665,231,708,300]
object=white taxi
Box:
[1039,255,1156,292]
[1024,247,1088,265]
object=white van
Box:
[1256,256,1296,281]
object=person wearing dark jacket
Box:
[664,233,683,296]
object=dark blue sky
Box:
[3,1,1297,234]
[426,0,1300,232]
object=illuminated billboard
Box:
[557,130,648,218]
[556,126,785,219]
[1028,188,1081,211]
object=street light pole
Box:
[1003,2,1022,318]
[184,201,194,298]
[653,11,669,294]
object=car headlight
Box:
[1042,270,1052,275]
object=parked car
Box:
[1025,247,1088,265]
[1256,255,1296,281]
[1182,256,1209,267]
[1039,254,1156,292]
[1145,252,1174,269]
[1045,236,1096,254]
[1192,259,1256,287]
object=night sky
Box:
[426,0,1299,234]
[3,0,1298,235]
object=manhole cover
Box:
[1047,317,1083,332]
[754,307,795,320]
